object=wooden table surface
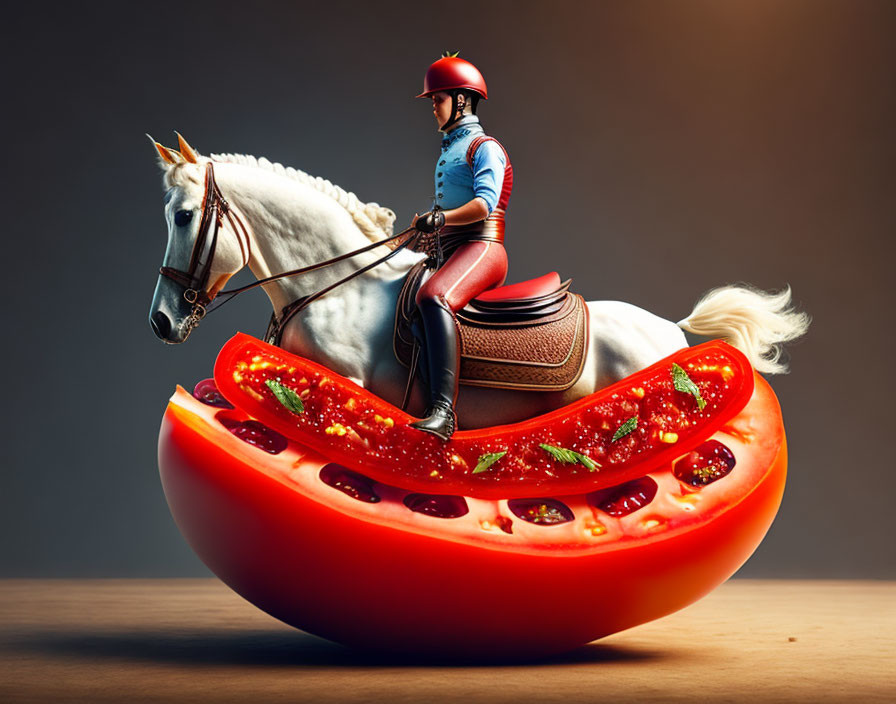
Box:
[1,579,893,703]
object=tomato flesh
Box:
[213,334,754,499]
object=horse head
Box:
[148,133,251,343]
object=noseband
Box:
[158,160,419,339]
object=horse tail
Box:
[677,284,810,374]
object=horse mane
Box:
[208,152,396,241]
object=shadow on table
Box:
[5,628,673,668]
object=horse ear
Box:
[175,132,200,163]
[147,134,181,166]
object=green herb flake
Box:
[473,451,506,474]
[265,379,305,415]
[539,443,599,471]
[671,363,707,410]
[612,416,639,442]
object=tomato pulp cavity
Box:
[159,335,786,658]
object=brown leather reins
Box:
[158,161,419,341]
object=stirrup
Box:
[409,402,457,441]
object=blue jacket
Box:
[434,116,506,214]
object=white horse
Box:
[148,136,809,428]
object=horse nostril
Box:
[151,310,172,339]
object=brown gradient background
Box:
[1,0,893,578]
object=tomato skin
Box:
[159,378,786,659]
[214,334,755,499]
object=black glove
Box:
[414,209,446,234]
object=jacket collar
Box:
[440,115,482,151]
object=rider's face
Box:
[430,91,453,128]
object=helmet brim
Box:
[415,88,487,100]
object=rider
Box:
[409,53,513,440]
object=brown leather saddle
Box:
[394,262,589,393]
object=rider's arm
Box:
[469,140,506,215]
[440,197,490,226]
[411,197,488,230]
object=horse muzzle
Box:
[149,308,199,344]
[149,278,206,344]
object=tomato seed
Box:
[507,499,574,525]
[193,379,234,408]
[403,493,469,518]
[588,477,658,517]
[319,464,381,503]
[673,440,736,487]
[217,414,288,454]
[494,516,514,534]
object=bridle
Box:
[158,161,419,341]
[158,162,251,329]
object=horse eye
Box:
[174,209,193,227]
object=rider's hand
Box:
[413,210,446,234]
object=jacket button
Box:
[439,160,446,166]
[437,172,443,177]
[437,193,444,199]
[437,181,443,187]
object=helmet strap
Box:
[440,90,468,132]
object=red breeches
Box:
[415,241,508,312]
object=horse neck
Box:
[213,162,392,313]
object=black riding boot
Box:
[409,297,459,441]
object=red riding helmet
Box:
[417,55,488,100]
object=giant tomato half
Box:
[158,336,786,659]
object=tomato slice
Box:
[213,334,754,499]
